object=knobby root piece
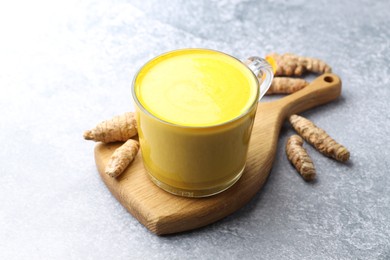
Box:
[266,53,332,76]
[266,53,306,76]
[266,77,309,95]
[105,139,140,178]
[83,112,137,143]
[289,114,350,162]
[286,135,316,181]
[304,56,332,74]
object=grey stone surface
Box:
[1,0,389,259]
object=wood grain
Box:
[94,73,341,235]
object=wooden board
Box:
[94,73,341,235]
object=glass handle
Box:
[246,56,274,100]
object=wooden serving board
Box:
[95,73,341,235]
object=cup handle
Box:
[246,56,274,100]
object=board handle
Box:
[274,73,342,118]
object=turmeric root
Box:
[266,53,332,76]
[83,112,137,143]
[266,77,308,95]
[289,114,350,162]
[266,53,306,76]
[286,135,316,181]
[105,139,140,178]
[304,56,332,74]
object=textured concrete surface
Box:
[1,0,389,259]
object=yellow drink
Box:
[133,49,260,197]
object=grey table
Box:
[1,0,389,259]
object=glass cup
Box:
[132,49,273,197]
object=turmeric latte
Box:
[133,49,260,197]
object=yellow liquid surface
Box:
[134,49,258,127]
